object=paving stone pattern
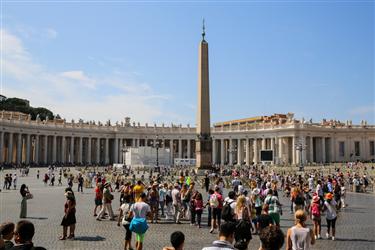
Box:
[1,168,375,250]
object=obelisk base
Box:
[195,136,212,175]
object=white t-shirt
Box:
[131,201,151,219]
[324,200,337,220]
[120,203,133,225]
[171,188,181,206]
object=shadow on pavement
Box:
[73,236,106,241]
[26,217,48,220]
[336,238,375,243]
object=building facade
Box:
[1,111,374,166]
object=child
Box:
[194,192,204,228]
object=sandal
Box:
[59,236,67,240]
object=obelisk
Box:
[196,20,212,171]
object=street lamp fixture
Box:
[228,145,238,165]
[295,138,306,171]
[150,135,161,172]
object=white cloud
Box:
[45,28,58,39]
[349,106,375,116]
[1,28,185,124]
[60,70,96,89]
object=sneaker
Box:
[314,235,317,240]
[332,236,335,241]
[318,234,322,239]
[326,233,330,239]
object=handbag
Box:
[129,217,149,234]
[26,193,33,200]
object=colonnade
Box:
[1,130,373,165]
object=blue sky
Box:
[2,1,374,125]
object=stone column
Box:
[61,136,66,163]
[237,139,242,165]
[187,139,191,158]
[26,134,31,164]
[35,135,39,164]
[253,139,258,164]
[17,133,22,164]
[178,139,182,158]
[270,137,275,164]
[0,132,3,163]
[322,137,326,163]
[87,137,92,164]
[229,139,233,165]
[8,133,13,163]
[70,137,75,163]
[212,139,216,164]
[292,136,296,165]
[79,137,83,164]
[43,135,48,164]
[220,139,225,165]
[262,138,266,150]
[119,139,123,164]
[114,138,118,163]
[245,138,251,165]
[52,135,57,163]
[309,136,314,163]
[170,140,174,165]
[278,137,283,164]
[96,138,101,164]
[330,137,335,163]
[301,136,306,164]
[105,138,109,164]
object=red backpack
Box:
[311,203,320,217]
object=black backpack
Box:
[294,195,304,205]
[221,201,234,221]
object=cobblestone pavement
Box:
[1,168,375,250]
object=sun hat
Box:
[312,195,320,203]
[252,188,260,195]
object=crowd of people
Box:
[0,161,374,250]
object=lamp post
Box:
[150,135,161,172]
[228,145,238,166]
[295,137,306,171]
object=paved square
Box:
[1,168,375,250]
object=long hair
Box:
[236,195,246,211]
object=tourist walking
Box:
[13,174,17,190]
[209,186,224,233]
[129,193,151,250]
[323,193,337,240]
[93,183,103,216]
[310,194,322,239]
[264,189,282,228]
[59,191,76,240]
[172,183,182,224]
[20,184,31,218]
[233,195,252,250]
[97,182,115,221]
[78,174,84,193]
[286,209,315,250]
[118,195,134,250]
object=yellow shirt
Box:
[133,185,144,201]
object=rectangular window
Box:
[339,142,345,157]
[370,141,375,156]
[354,141,360,156]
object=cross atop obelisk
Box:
[196,20,212,171]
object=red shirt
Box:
[214,192,224,209]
